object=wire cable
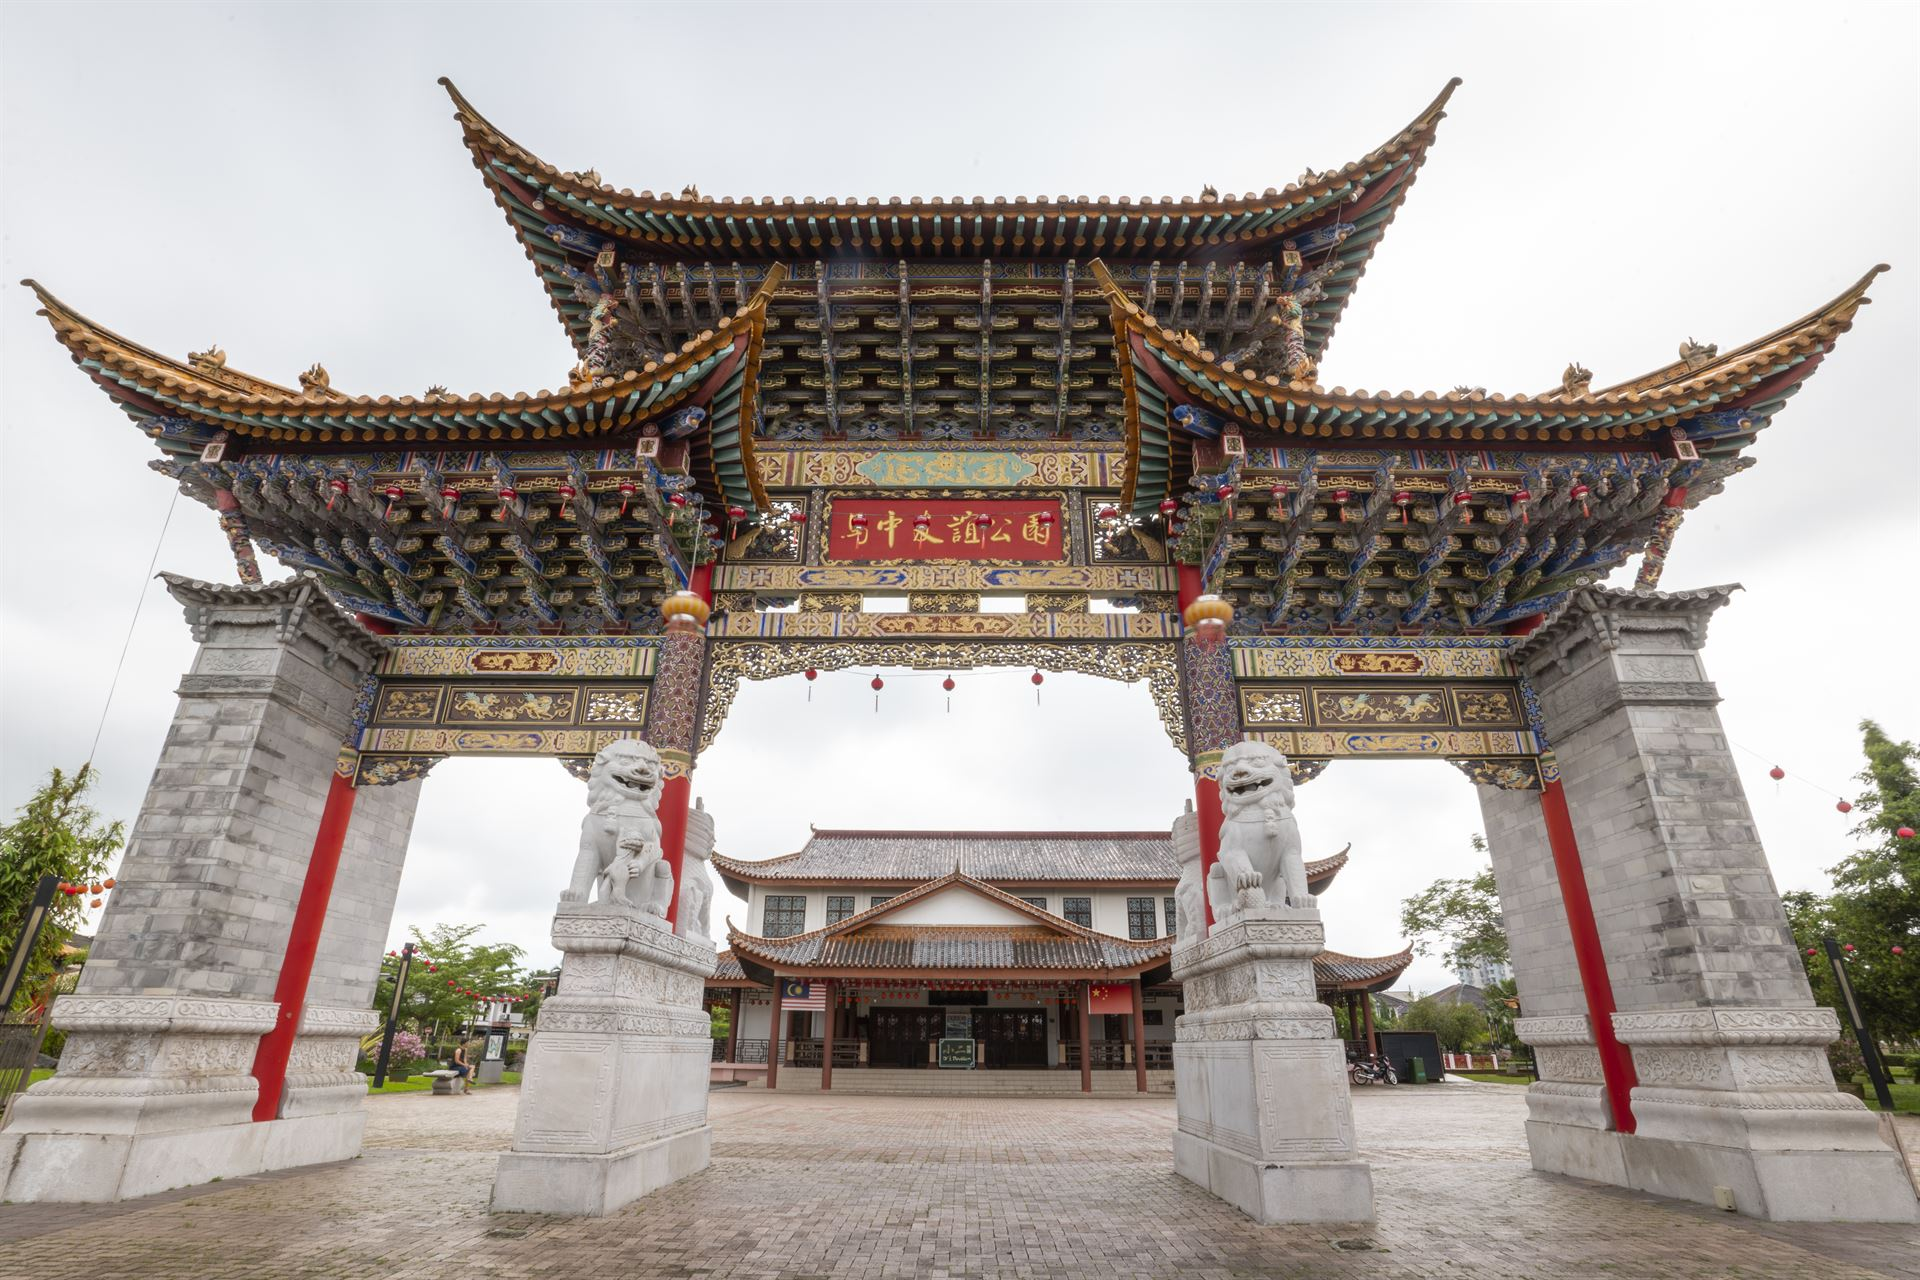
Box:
[85,489,179,768]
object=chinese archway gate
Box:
[3,77,1911,1224]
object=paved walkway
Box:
[1,1083,1915,1279]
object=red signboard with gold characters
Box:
[826,498,1065,562]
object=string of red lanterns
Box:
[58,877,114,909]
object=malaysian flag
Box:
[780,978,825,1010]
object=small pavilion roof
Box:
[1314,948,1415,994]
[441,77,1459,363]
[711,829,1350,895]
[1093,260,1885,512]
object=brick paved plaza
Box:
[1,1083,1914,1279]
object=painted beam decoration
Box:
[824,497,1066,563]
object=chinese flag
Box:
[1088,983,1133,1014]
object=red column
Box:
[1193,775,1222,929]
[766,978,785,1090]
[821,979,836,1091]
[250,771,357,1122]
[1540,778,1638,1133]
[1130,979,1147,1093]
[1078,980,1092,1094]
[657,775,692,928]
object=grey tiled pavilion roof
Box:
[712,830,1351,890]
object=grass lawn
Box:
[1451,1071,1530,1085]
[1853,1075,1920,1115]
[367,1070,521,1094]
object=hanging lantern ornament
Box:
[787,508,808,525]
[496,485,519,521]
[618,480,637,517]
[1836,799,1854,814]
[913,513,932,532]
[668,492,689,512]
[383,484,405,519]
[1096,505,1119,521]
[1806,947,1818,956]
[104,877,115,889]
[557,483,578,519]
[1182,593,1234,648]
[1512,488,1532,526]
[943,674,956,714]
[661,590,712,636]
[1392,490,1413,526]
[1159,498,1180,521]
[1031,669,1045,706]
[1769,766,1785,780]
[1571,481,1592,518]
[871,674,884,713]
[849,512,870,532]
[1898,827,1916,840]
[804,668,818,702]
[1330,487,1351,522]
[327,477,350,511]
[1452,490,1474,524]
[1893,946,1906,956]
[440,485,461,519]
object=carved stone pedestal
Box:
[0,995,366,1202]
[1172,903,1374,1223]
[491,902,718,1216]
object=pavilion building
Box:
[704,830,1408,1091]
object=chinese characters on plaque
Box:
[825,498,1066,563]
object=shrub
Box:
[1827,1036,1865,1083]
[389,1030,427,1066]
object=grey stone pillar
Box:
[1507,586,1916,1223]
[0,575,398,1203]
[283,777,423,1119]
[1477,785,1622,1180]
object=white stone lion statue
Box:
[1170,800,1208,939]
[675,797,716,944]
[565,738,674,919]
[1211,739,1312,919]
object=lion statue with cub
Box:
[1174,740,1312,934]
[563,739,714,941]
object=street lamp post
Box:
[372,943,415,1089]
[1821,935,1895,1111]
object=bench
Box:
[426,1069,468,1095]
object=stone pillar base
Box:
[1524,1117,1630,1186]
[1615,1127,1918,1223]
[490,900,717,1217]
[1171,902,1375,1224]
[493,1124,712,1216]
[1174,1129,1374,1224]
[0,1110,365,1203]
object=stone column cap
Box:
[552,901,718,977]
[1173,907,1325,980]
[1514,1014,1595,1046]
[1611,1006,1840,1046]
[1512,583,1742,668]
[52,994,279,1035]
[161,571,388,660]
[297,1005,383,1036]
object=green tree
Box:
[372,923,527,1036]
[1483,976,1520,1049]
[1784,720,1920,1042]
[1399,995,1489,1052]
[1399,836,1509,975]
[0,766,124,1013]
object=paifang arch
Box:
[4,75,1912,1226]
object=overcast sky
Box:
[3,2,1914,995]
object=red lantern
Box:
[1392,490,1413,525]
[1031,669,1045,706]
[1269,482,1290,503]
[327,477,349,510]
[496,485,519,520]
[440,485,460,518]
[1216,484,1235,502]
[1571,481,1592,517]
[1769,766,1785,781]
[90,882,102,895]
[913,513,932,530]
[974,512,992,532]
[1893,946,1906,956]
[618,480,637,516]
[1158,498,1180,519]
[448,979,457,987]
[849,512,869,530]
[383,484,404,518]
[104,877,115,889]
[727,505,746,521]
[1807,947,1818,956]
[1512,488,1532,526]
[803,667,817,702]
[871,674,884,713]
[942,674,956,714]
[668,492,688,509]
[557,483,578,518]
[1452,491,1473,523]
[1096,505,1119,520]
[1837,800,1854,814]
[787,510,808,524]
[90,898,102,908]
[1037,510,1057,527]
[1897,827,1915,839]
[1843,943,1855,953]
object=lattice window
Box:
[825,895,855,925]
[1127,897,1158,940]
[1062,897,1092,927]
[1165,897,1178,937]
[1019,896,1048,912]
[869,894,895,909]
[763,895,807,938]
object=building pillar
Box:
[1503,586,1916,1223]
[1361,992,1376,1057]
[1176,592,1241,930]
[0,576,395,1203]
[1130,979,1147,1093]
[821,980,836,1091]
[767,978,785,1090]
[1078,981,1092,1094]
